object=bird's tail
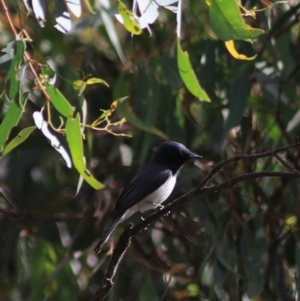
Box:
[94,216,122,254]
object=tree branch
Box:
[92,140,300,300]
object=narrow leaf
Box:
[225,40,257,60]
[66,114,104,190]
[177,39,210,102]
[85,77,109,87]
[209,0,264,41]
[0,102,23,153]
[64,0,82,17]
[117,1,142,35]
[73,80,86,96]
[33,112,72,168]
[46,85,75,117]
[84,0,96,14]
[5,40,25,103]
[2,126,36,156]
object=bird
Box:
[94,141,202,254]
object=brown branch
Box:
[92,141,300,300]
[1,0,50,100]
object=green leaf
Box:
[209,0,264,41]
[117,100,168,139]
[46,85,75,117]
[66,114,104,190]
[0,102,24,153]
[177,39,210,102]
[5,40,25,103]
[85,77,109,87]
[73,80,86,96]
[2,126,36,156]
[118,1,142,35]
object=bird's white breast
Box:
[120,174,177,222]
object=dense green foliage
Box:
[0,0,300,300]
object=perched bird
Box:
[94,141,201,254]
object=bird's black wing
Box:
[112,163,172,218]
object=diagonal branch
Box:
[92,141,300,300]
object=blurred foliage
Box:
[0,0,300,300]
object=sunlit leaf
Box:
[285,215,297,230]
[225,40,257,60]
[54,11,72,33]
[177,39,210,102]
[73,78,109,96]
[136,0,177,29]
[85,77,109,87]
[46,85,75,117]
[32,0,46,27]
[33,111,72,168]
[65,114,104,189]
[2,126,36,156]
[73,80,86,96]
[187,284,200,297]
[116,1,142,35]
[64,0,82,17]
[209,0,264,41]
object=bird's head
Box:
[152,141,202,172]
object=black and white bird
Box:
[94,141,201,254]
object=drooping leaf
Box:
[225,40,257,60]
[2,126,36,156]
[177,38,210,102]
[73,77,109,96]
[5,40,25,103]
[33,111,72,168]
[85,77,109,87]
[53,0,72,33]
[64,0,82,17]
[32,0,46,27]
[65,114,104,189]
[46,85,75,117]
[99,0,126,63]
[116,1,142,35]
[0,102,23,154]
[209,0,264,41]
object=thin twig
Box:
[92,141,300,300]
[1,0,50,100]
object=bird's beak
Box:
[190,153,202,159]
